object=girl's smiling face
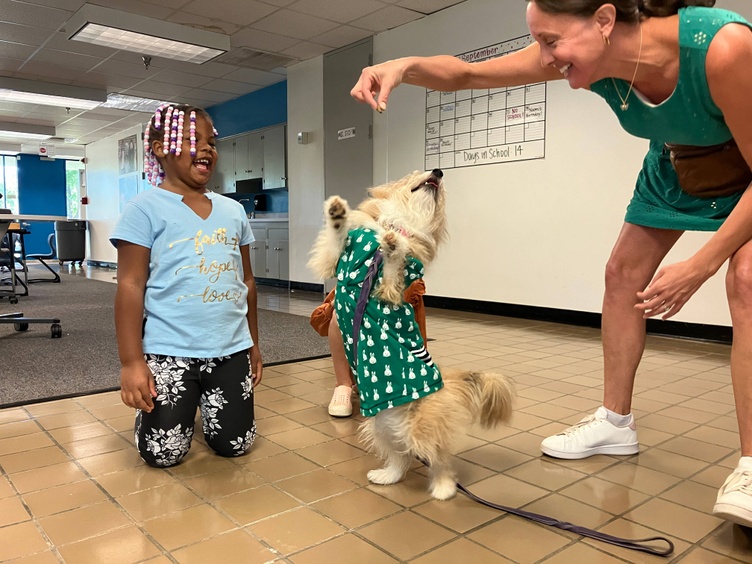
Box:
[154,113,218,192]
[526,1,610,89]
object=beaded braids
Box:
[527,0,716,24]
[143,104,218,186]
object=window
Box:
[0,155,19,213]
[65,160,84,218]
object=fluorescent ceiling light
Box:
[0,77,106,110]
[67,4,230,64]
[0,122,55,141]
[102,93,169,113]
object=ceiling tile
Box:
[396,0,465,14]
[313,25,372,49]
[201,78,261,95]
[231,28,299,52]
[289,0,384,24]
[20,0,85,10]
[350,5,423,32]
[166,12,243,36]
[251,9,339,41]
[89,59,154,80]
[220,68,286,86]
[0,0,72,29]
[181,88,238,104]
[163,60,238,79]
[30,48,102,71]
[257,0,296,6]
[149,69,215,89]
[75,0,175,20]
[182,0,278,26]
[12,62,85,83]
[122,80,192,97]
[138,0,192,9]
[0,21,55,46]
[0,41,36,61]
[281,41,330,60]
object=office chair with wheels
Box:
[0,214,63,338]
[27,232,60,283]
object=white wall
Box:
[287,56,325,286]
[359,0,751,326]
[84,124,145,263]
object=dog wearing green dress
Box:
[309,169,514,500]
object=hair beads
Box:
[143,104,215,186]
[190,111,197,157]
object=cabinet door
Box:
[265,227,288,280]
[247,132,263,179]
[265,240,288,280]
[262,125,286,190]
[248,239,266,279]
[234,134,250,181]
[215,138,235,193]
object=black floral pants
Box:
[134,349,256,468]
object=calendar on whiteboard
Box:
[425,35,547,170]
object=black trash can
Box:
[54,220,87,264]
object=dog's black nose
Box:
[431,169,443,179]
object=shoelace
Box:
[724,470,752,494]
[560,414,601,436]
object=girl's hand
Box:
[350,60,405,112]
[635,259,713,320]
[120,361,157,412]
[250,346,263,387]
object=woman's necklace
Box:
[611,24,643,111]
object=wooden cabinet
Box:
[211,125,287,193]
[235,132,263,181]
[261,126,286,190]
[249,223,288,281]
[265,226,289,280]
[210,137,236,193]
[248,239,266,280]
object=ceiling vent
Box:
[215,48,295,71]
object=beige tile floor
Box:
[1,267,751,562]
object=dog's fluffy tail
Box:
[382,368,514,463]
[441,369,515,428]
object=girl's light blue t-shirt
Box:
[110,188,255,358]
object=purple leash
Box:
[349,250,674,557]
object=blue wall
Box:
[206,81,287,138]
[17,154,66,255]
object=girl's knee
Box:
[207,423,257,458]
[136,423,193,467]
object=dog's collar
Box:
[381,222,411,238]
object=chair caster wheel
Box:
[51,323,62,338]
[10,297,18,304]
[14,323,29,331]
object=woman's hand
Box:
[635,258,714,319]
[250,345,263,387]
[351,59,407,112]
[120,360,157,412]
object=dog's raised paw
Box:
[382,231,399,254]
[326,197,348,229]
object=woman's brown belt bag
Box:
[665,138,752,198]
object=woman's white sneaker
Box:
[328,385,353,417]
[713,465,752,528]
[540,407,639,460]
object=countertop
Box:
[247,216,289,223]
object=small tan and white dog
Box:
[309,169,514,500]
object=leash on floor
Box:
[452,477,674,556]
[351,251,674,556]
